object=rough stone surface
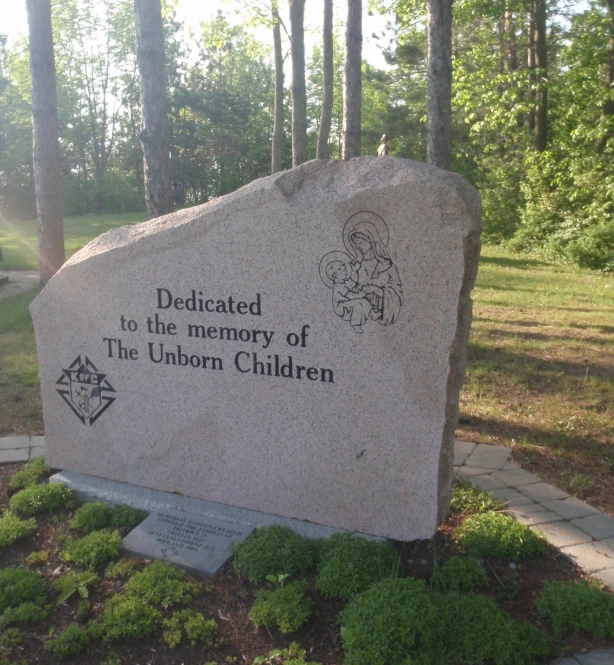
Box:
[518,482,570,503]
[594,568,614,591]
[560,541,614,573]
[454,439,476,455]
[532,522,592,549]
[576,649,614,664]
[463,443,511,469]
[542,497,601,521]
[0,448,29,463]
[0,436,30,450]
[490,468,541,487]
[571,514,614,540]
[31,158,481,541]
[468,474,507,491]
[509,505,561,526]
[490,488,536,506]
[50,470,380,540]
[121,507,253,577]
[30,447,45,459]
[456,466,494,479]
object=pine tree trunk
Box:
[528,6,536,132]
[134,0,174,218]
[596,0,614,152]
[289,0,308,166]
[317,0,334,159]
[272,7,284,173]
[426,0,452,170]
[26,0,65,288]
[343,0,362,160]
[533,0,547,151]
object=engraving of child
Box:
[326,259,373,333]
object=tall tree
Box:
[426,0,452,169]
[343,0,362,159]
[532,0,548,150]
[26,0,65,287]
[317,0,334,158]
[272,3,285,172]
[289,0,308,165]
[134,0,173,218]
[595,0,614,152]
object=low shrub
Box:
[316,534,400,600]
[25,550,50,567]
[253,643,322,665]
[52,572,99,604]
[9,457,52,490]
[249,581,311,634]
[44,624,90,659]
[457,512,547,559]
[0,568,46,614]
[89,594,161,641]
[450,483,502,514]
[162,609,219,647]
[430,557,488,592]
[60,530,122,570]
[536,580,614,638]
[0,602,50,628]
[109,505,147,529]
[124,561,198,608]
[339,578,550,665]
[0,628,22,648]
[339,577,436,665]
[105,559,136,580]
[0,514,37,548]
[70,503,113,534]
[9,484,75,516]
[232,525,317,582]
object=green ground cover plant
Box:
[0,601,49,628]
[232,525,317,582]
[109,504,147,529]
[52,572,99,604]
[162,609,219,648]
[69,502,113,533]
[59,530,121,570]
[9,457,52,490]
[249,581,312,634]
[536,580,614,639]
[44,624,91,658]
[253,643,322,665]
[457,512,547,559]
[450,483,503,514]
[9,484,75,516]
[0,628,22,649]
[0,568,46,614]
[25,550,50,566]
[316,533,400,599]
[0,513,37,548]
[430,557,488,592]
[89,594,161,641]
[105,559,136,580]
[124,561,199,608]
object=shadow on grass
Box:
[482,329,613,346]
[458,413,611,457]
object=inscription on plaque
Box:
[121,508,253,577]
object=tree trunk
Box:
[533,0,547,151]
[342,0,362,160]
[272,6,284,173]
[289,0,308,166]
[317,0,334,159]
[134,0,174,218]
[426,0,452,170]
[596,0,614,153]
[26,0,65,288]
[528,5,536,132]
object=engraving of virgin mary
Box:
[344,212,403,326]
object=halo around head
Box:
[343,211,389,256]
[319,251,352,289]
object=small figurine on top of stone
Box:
[377,134,389,157]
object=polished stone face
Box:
[31,157,482,541]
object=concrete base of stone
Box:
[50,470,380,541]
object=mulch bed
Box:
[0,462,612,664]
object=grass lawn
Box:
[0,213,613,511]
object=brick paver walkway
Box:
[1,436,613,663]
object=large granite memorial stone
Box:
[31,157,481,541]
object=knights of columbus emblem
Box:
[56,355,116,425]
